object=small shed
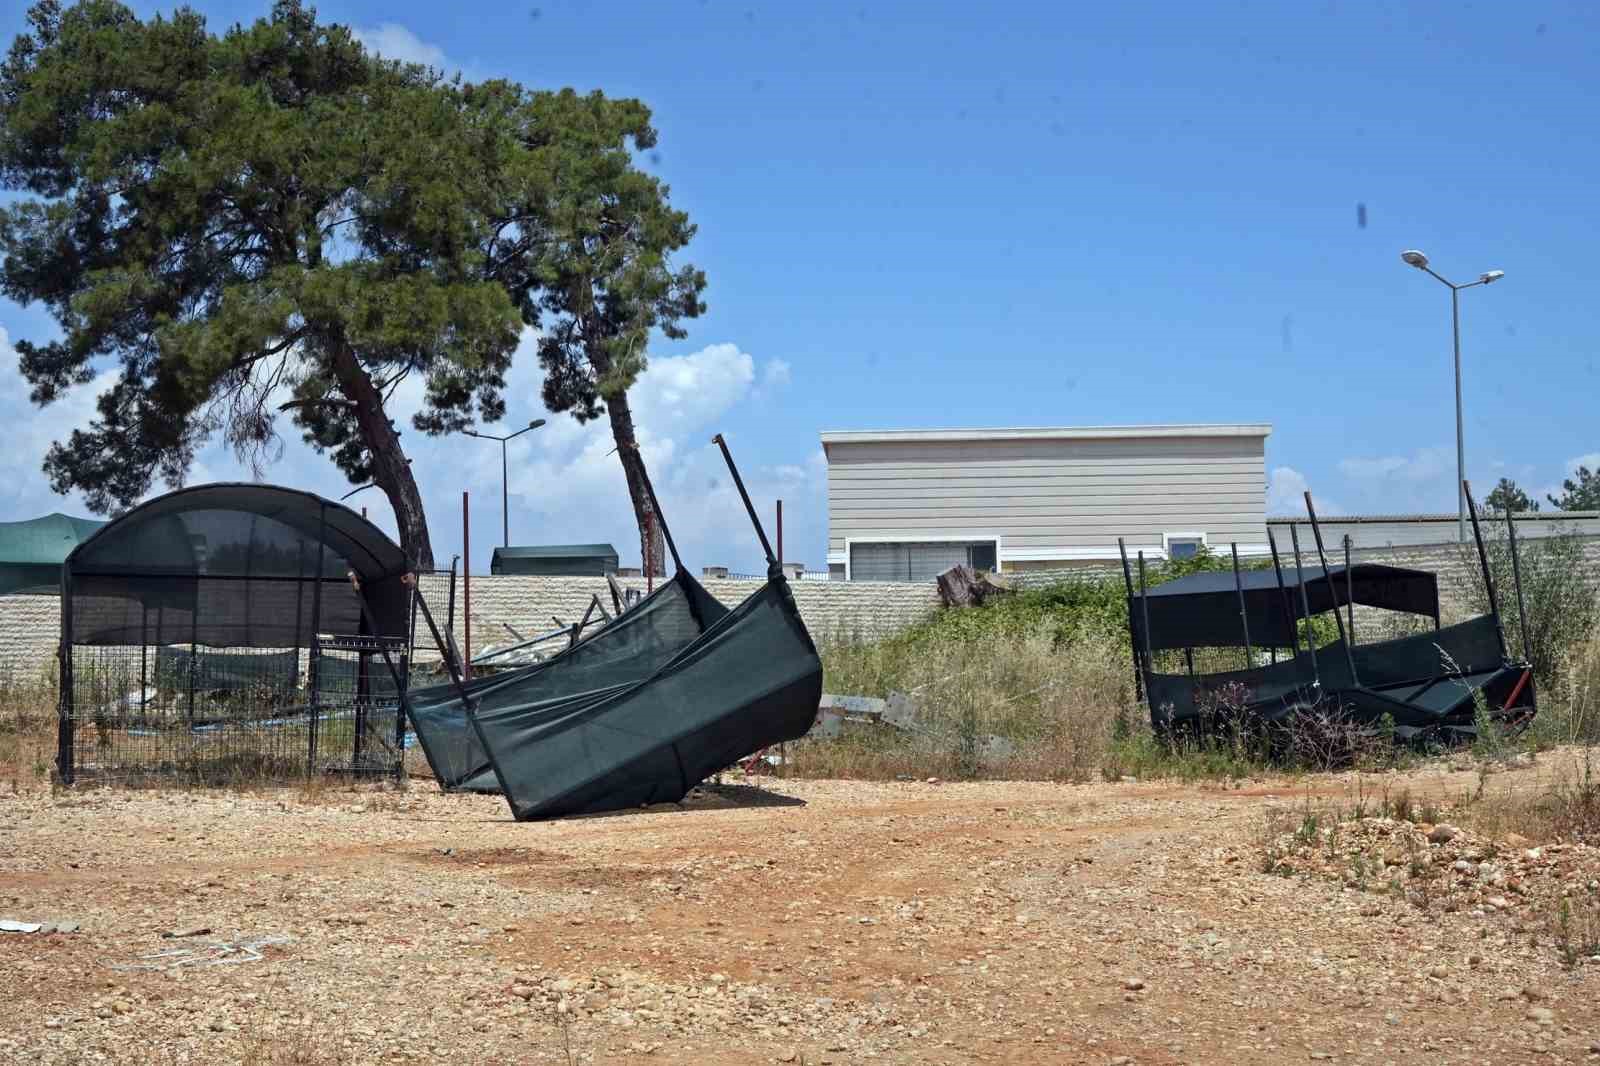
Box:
[491,543,619,577]
[0,513,105,596]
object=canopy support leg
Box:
[1117,538,1144,702]
[1268,530,1302,659]
[1344,534,1356,645]
[1231,542,1252,670]
[712,434,778,574]
[1136,552,1158,726]
[1506,507,1531,661]
[1304,491,1360,687]
[1464,480,1509,660]
[1288,525,1321,688]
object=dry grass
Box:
[1532,633,1600,747]
[1452,749,1600,846]
[796,627,1132,782]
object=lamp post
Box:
[1400,249,1505,543]
[464,419,547,547]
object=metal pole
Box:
[777,499,784,572]
[711,434,778,571]
[1116,538,1143,702]
[501,438,509,549]
[1304,492,1360,686]
[1344,534,1355,645]
[462,491,471,681]
[1230,542,1252,670]
[1506,507,1532,661]
[308,503,326,774]
[1268,531,1301,658]
[1136,552,1157,722]
[1463,480,1508,658]
[57,567,75,784]
[1452,285,1466,543]
[1289,524,1320,686]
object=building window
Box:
[848,539,999,582]
[1164,532,1206,561]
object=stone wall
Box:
[4,534,1592,677]
[0,594,61,682]
[1003,538,1600,625]
[0,576,943,677]
[456,574,940,654]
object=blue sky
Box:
[2,0,1597,573]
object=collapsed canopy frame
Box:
[1132,562,1440,652]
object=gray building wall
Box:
[822,424,1271,578]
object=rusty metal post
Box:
[462,491,471,681]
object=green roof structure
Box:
[490,543,619,577]
[0,512,106,596]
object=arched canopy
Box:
[65,483,411,648]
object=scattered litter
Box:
[114,933,292,971]
[1,920,43,934]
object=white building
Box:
[820,423,1272,581]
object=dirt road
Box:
[1,756,1597,1064]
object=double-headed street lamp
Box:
[464,419,547,548]
[1400,249,1505,543]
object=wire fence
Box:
[61,563,463,785]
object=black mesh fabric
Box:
[1147,615,1523,735]
[1132,563,1439,651]
[465,577,822,821]
[406,571,729,793]
[1350,616,1504,687]
[65,486,411,648]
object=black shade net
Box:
[407,571,728,793]
[465,575,822,820]
[1132,563,1440,652]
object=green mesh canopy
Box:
[407,571,729,793]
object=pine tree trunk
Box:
[329,343,436,570]
[604,387,662,577]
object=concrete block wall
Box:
[1004,538,1600,627]
[455,574,941,655]
[0,595,61,683]
[3,535,1590,678]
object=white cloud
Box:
[1266,465,1343,517]
[628,343,756,436]
[1565,452,1600,477]
[0,326,809,574]
[757,358,792,396]
[1337,446,1452,484]
[351,24,450,68]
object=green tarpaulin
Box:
[407,571,727,793]
[407,571,822,820]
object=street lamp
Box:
[464,418,547,547]
[1400,249,1505,542]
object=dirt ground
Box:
[2,753,1599,1065]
